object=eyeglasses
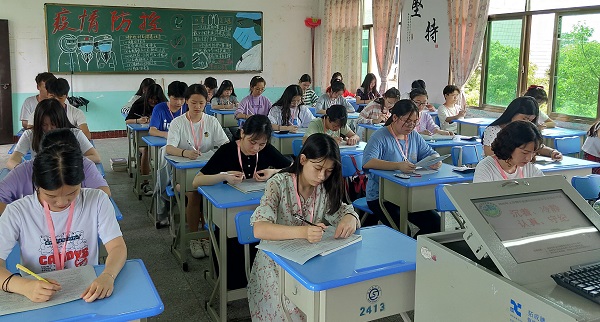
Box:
[253,87,265,92]
[399,117,419,127]
[412,100,427,106]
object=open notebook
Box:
[257,228,362,265]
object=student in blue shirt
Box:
[149,81,188,138]
[362,99,442,236]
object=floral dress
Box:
[247,172,357,321]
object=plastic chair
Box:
[451,144,482,167]
[205,103,214,116]
[5,245,20,274]
[308,107,317,117]
[292,139,303,157]
[235,210,260,280]
[554,136,581,157]
[341,153,363,178]
[435,184,465,231]
[571,174,600,204]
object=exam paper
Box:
[0,265,97,316]
[228,179,267,193]
[165,150,215,163]
[420,134,455,141]
[414,154,450,168]
[534,156,558,165]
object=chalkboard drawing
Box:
[57,34,80,72]
[233,12,262,71]
[94,34,117,70]
[208,14,218,26]
[236,43,261,71]
[77,35,95,70]
[171,52,187,69]
[171,14,184,30]
[192,51,209,69]
[170,34,186,49]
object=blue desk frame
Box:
[454,117,495,137]
[142,135,167,226]
[126,124,150,200]
[272,131,305,155]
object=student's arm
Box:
[355,89,369,104]
[343,99,356,113]
[0,261,62,302]
[314,96,327,115]
[362,138,416,173]
[341,127,360,145]
[234,99,251,119]
[79,123,92,140]
[98,186,111,196]
[6,152,23,170]
[543,118,556,128]
[0,202,5,214]
[302,120,319,143]
[149,127,168,138]
[193,172,244,187]
[83,148,102,164]
[482,127,496,157]
[538,145,563,161]
[483,145,494,157]
[81,236,126,303]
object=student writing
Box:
[524,85,555,128]
[411,88,453,136]
[268,84,315,131]
[315,80,355,115]
[20,72,56,128]
[210,80,239,110]
[357,87,401,125]
[355,73,380,105]
[121,78,155,115]
[303,104,360,145]
[298,74,319,106]
[149,81,188,138]
[236,76,271,119]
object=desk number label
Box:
[360,303,385,316]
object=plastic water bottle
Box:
[593,199,600,214]
[292,118,298,126]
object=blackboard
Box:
[44,4,263,73]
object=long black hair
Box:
[272,85,303,126]
[141,83,167,114]
[240,114,273,142]
[359,73,379,97]
[32,99,76,153]
[373,87,401,113]
[488,96,539,128]
[33,130,85,191]
[384,100,419,126]
[135,78,156,96]
[215,80,237,98]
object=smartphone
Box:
[394,173,411,179]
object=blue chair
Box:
[554,136,581,157]
[308,107,318,117]
[235,210,260,279]
[341,153,363,178]
[451,144,483,167]
[205,103,214,116]
[435,184,465,231]
[237,118,246,128]
[6,245,20,274]
[571,174,600,204]
[292,139,303,157]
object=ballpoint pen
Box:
[293,214,325,230]
[186,139,198,152]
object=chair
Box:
[554,136,581,157]
[5,245,20,274]
[308,107,317,117]
[451,144,483,167]
[435,184,465,231]
[292,139,303,157]
[234,210,260,280]
[571,174,600,204]
[341,153,363,178]
[205,103,215,116]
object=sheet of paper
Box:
[534,156,558,165]
[414,154,450,168]
[228,179,267,193]
[256,228,362,265]
[420,134,454,141]
[165,150,215,163]
[0,265,97,317]
[339,141,366,149]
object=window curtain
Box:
[323,0,363,92]
[372,0,402,93]
[448,0,490,107]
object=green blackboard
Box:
[44,3,263,73]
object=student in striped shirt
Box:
[298,74,319,106]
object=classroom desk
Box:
[357,123,383,141]
[265,225,415,322]
[212,109,237,128]
[536,156,600,182]
[197,183,263,322]
[370,164,474,234]
[454,117,495,136]
[142,136,167,225]
[426,135,481,161]
[272,130,306,155]
[126,124,150,200]
[541,127,587,149]
[0,259,163,322]
[165,156,210,271]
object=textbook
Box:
[228,179,267,193]
[257,228,363,265]
[420,133,455,141]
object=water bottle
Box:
[593,199,600,214]
[292,118,298,126]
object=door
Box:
[0,19,12,144]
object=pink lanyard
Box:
[387,126,409,161]
[43,200,76,271]
[291,174,317,223]
[169,105,185,121]
[187,113,204,151]
[492,156,523,180]
[237,140,258,178]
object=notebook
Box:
[420,133,455,141]
[165,150,215,163]
[228,179,267,193]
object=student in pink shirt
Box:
[235,76,272,119]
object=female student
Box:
[482,96,562,161]
[126,83,167,125]
[235,76,272,119]
[582,118,600,174]
[0,138,126,303]
[268,84,315,131]
[357,87,401,125]
[149,81,188,138]
[166,84,229,259]
[247,133,360,321]
[210,80,239,110]
[7,99,100,170]
[437,85,465,132]
[324,72,355,98]
[355,73,380,104]
[524,85,555,128]
[121,77,155,115]
[0,128,110,214]
[299,74,319,106]
[303,105,360,145]
[474,121,544,182]
[314,81,355,115]
[411,88,454,136]
[362,100,442,236]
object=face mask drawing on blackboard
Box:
[57,34,80,72]
[233,12,262,71]
[94,34,116,70]
[77,35,95,70]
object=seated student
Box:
[524,85,555,128]
[314,80,355,115]
[20,72,56,129]
[355,73,380,104]
[204,76,218,102]
[362,100,442,235]
[268,84,315,132]
[235,76,272,119]
[210,80,239,110]
[303,105,360,145]
[149,81,188,138]
[324,72,355,98]
[121,78,155,115]
[0,137,126,303]
[437,85,465,132]
[299,74,319,106]
[7,99,100,170]
[27,78,92,139]
[582,117,600,174]
[247,133,360,321]
[482,96,562,161]
[357,87,400,125]
[474,121,544,183]
[0,128,110,214]
[411,88,454,136]
[166,84,229,259]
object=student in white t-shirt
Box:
[474,121,544,183]
[166,84,229,259]
[0,137,126,303]
[437,85,465,132]
[20,72,56,129]
[268,84,315,131]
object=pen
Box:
[186,139,198,152]
[293,214,325,230]
[16,264,49,283]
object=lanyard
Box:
[43,200,76,271]
[187,113,204,151]
[237,140,258,178]
[492,156,523,180]
[250,96,259,115]
[387,125,409,161]
[291,174,317,223]
[168,103,184,121]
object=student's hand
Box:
[139,116,149,124]
[429,161,442,170]
[377,114,388,123]
[446,131,455,136]
[81,273,114,303]
[397,161,416,173]
[457,109,466,118]
[335,215,358,238]
[537,123,547,130]
[334,136,343,144]
[25,278,61,302]
[254,169,277,181]
[289,126,299,133]
[183,150,200,160]
[550,149,563,161]
[224,171,244,184]
[305,223,327,243]
[346,135,359,146]
[426,104,436,112]
[420,130,433,136]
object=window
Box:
[361,29,370,79]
